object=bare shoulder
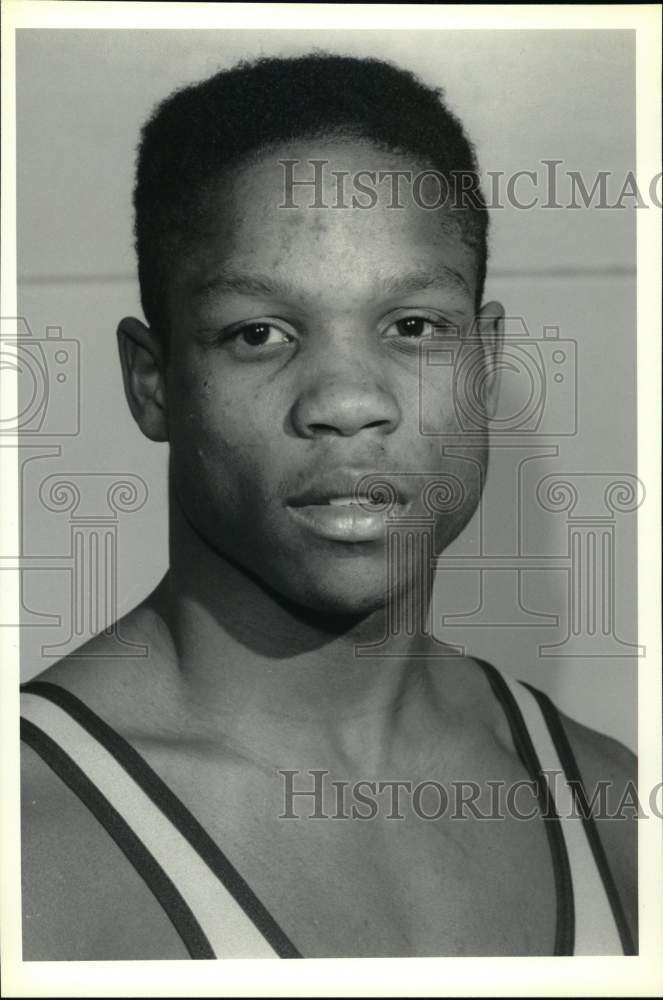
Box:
[556,709,638,946]
[21,737,187,959]
[20,596,188,959]
[21,591,179,729]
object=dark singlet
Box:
[20,658,635,958]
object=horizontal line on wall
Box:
[19,274,138,286]
[17,265,637,286]
[490,265,636,278]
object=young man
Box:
[20,53,637,960]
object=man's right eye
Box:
[223,321,297,358]
[234,323,291,347]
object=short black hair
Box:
[134,52,489,336]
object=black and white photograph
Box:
[1,2,661,996]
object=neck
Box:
[150,493,460,762]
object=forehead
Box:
[175,137,478,307]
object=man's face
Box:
[159,138,501,615]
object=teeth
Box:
[327,496,372,506]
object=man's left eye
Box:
[388,317,436,339]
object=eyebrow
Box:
[194,272,291,300]
[379,267,471,297]
[193,265,471,301]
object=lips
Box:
[286,471,405,509]
[286,471,408,543]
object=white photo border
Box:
[1,3,661,996]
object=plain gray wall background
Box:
[16,29,638,749]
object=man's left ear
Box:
[474,300,504,419]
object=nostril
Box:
[309,422,343,436]
[308,417,393,438]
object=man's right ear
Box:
[116,317,168,442]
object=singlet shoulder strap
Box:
[20,681,301,960]
[473,659,632,955]
[520,681,636,955]
[472,658,574,955]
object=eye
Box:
[235,322,291,347]
[384,314,444,344]
[391,316,436,339]
[225,321,296,358]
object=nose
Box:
[290,350,401,440]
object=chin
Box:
[269,562,391,621]
[300,587,387,620]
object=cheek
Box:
[416,343,495,438]
[167,369,283,516]
[421,437,487,506]
[414,382,488,536]
[168,360,248,454]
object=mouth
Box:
[327,495,376,507]
[286,476,408,543]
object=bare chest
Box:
[112,744,559,958]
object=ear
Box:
[116,317,168,442]
[473,300,504,419]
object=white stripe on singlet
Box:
[497,671,624,954]
[21,691,278,959]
